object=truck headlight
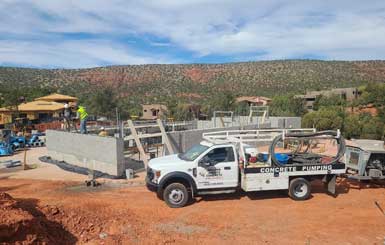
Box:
[155,170,161,178]
[151,170,161,183]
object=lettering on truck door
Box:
[196,146,238,189]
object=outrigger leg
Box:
[323,174,337,196]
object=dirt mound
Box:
[0,192,76,244]
[0,190,142,244]
[2,178,384,244]
[0,192,16,207]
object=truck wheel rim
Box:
[169,189,184,205]
[294,183,308,198]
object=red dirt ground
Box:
[1,178,384,245]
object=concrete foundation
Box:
[46,130,125,176]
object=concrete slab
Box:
[0,147,146,185]
[0,147,86,181]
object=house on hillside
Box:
[0,93,78,126]
[141,104,168,120]
[295,87,360,111]
[236,96,272,106]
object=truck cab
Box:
[147,141,239,207]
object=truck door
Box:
[196,146,238,189]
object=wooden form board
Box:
[157,119,175,155]
[127,119,174,168]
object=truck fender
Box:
[158,171,197,197]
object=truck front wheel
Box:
[289,178,311,200]
[163,183,189,208]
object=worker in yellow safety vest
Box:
[75,104,89,134]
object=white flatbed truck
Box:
[146,129,346,208]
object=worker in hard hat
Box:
[98,127,108,137]
[75,103,88,134]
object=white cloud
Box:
[0,0,385,67]
[0,40,177,68]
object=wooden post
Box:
[219,116,225,127]
[127,120,148,167]
[248,108,253,123]
[157,119,174,155]
[261,111,267,124]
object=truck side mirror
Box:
[198,158,206,166]
[199,156,213,167]
[203,161,212,167]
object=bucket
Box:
[275,153,289,164]
[259,152,269,162]
[258,152,289,164]
[125,169,134,179]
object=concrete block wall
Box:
[269,117,301,129]
[197,117,270,129]
[167,123,270,154]
[46,130,125,176]
[196,116,301,130]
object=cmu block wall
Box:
[167,123,270,154]
[196,116,301,130]
[269,117,302,129]
[46,130,125,176]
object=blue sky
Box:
[0,0,385,68]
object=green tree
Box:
[360,115,384,140]
[234,101,249,116]
[0,86,24,109]
[302,107,344,130]
[87,88,118,118]
[172,104,194,121]
[313,94,346,111]
[203,91,236,118]
[270,95,305,117]
[356,82,385,107]
[343,114,361,139]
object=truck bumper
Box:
[146,177,158,192]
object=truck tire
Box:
[163,183,189,208]
[289,178,311,201]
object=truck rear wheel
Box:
[163,183,189,208]
[289,178,311,200]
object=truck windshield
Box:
[179,144,209,161]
